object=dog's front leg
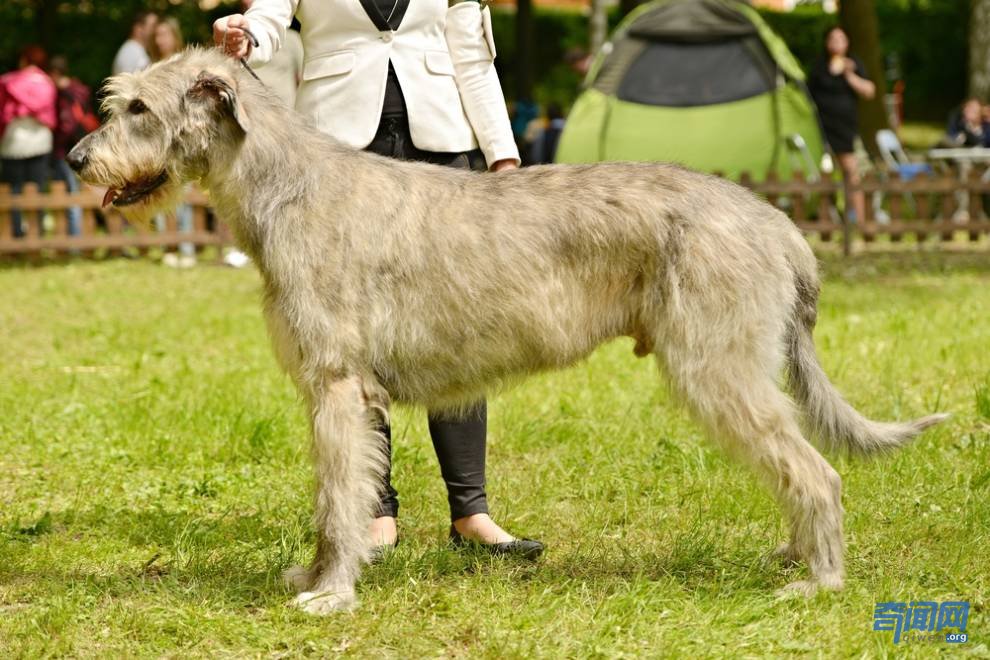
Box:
[285,375,387,614]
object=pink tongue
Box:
[102,188,118,208]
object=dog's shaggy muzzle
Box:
[73,47,947,614]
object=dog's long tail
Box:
[784,244,948,455]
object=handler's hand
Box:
[214,14,252,59]
[490,159,518,172]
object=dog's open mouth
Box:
[102,171,168,208]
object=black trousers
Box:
[365,113,489,521]
[1,155,49,238]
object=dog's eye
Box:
[128,99,148,115]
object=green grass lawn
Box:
[1,252,987,657]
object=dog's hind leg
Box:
[285,375,387,614]
[654,278,845,595]
[661,345,845,594]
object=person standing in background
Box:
[150,17,185,63]
[150,17,198,268]
[808,26,875,226]
[50,55,97,238]
[112,11,158,75]
[0,45,57,239]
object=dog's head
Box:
[67,48,250,225]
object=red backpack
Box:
[56,80,99,147]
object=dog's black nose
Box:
[66,145,88,172]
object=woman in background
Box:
[151,17,197,268]
[150,17,184,62]
[808,26,875,225]
[0,45,56,238]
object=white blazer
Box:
[244,0,520,166]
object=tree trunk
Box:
[34,0,57,54]
[970,0,990,101]
[590,0,608,55]
[839,0,889,155]
[515,0,533,101]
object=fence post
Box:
[791,171,807,224]
[838,174,853,256]
[841,214,851,256]
[906,171,928,243]
[967,165,985,242]
[0,183,11,242]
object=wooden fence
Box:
[0,182,228,257]
[742,165,990,254]
[2,166,990,259]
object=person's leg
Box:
[2,158,27,238]
[368,418,399,546]
[427,401,516,543]
[837,152,865,224]
[52,158,82,236]
[427,402,489,519]
[25,155,49,236]
[176,200,196,260]
[161,203,197,267]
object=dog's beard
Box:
[77,141,191,226]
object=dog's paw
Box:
[777,579,819,598]
[282,564,314,593]
[777,574,843,598]
[291,589,358,615]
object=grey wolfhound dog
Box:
[68,48,946,613]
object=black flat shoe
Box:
[449,525,544,561]
[369,537,399,564]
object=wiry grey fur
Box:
[69,48,947,613]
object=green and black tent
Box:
[555,0,825,180]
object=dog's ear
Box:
[188,71,251,134]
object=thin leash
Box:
[224,26,262,82]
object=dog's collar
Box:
[108,171,169,207]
